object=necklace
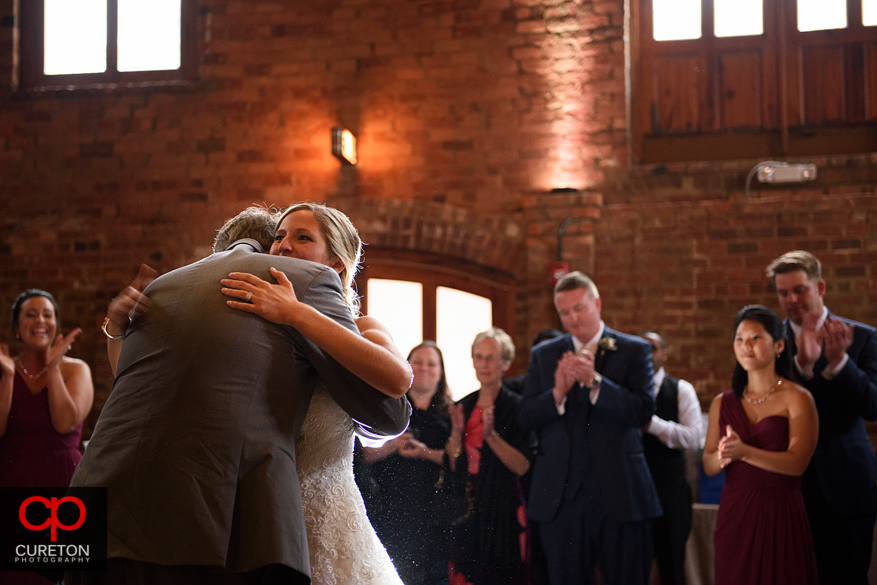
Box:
[744,378,783,405]
[15,357,47,380]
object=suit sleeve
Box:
[593,340,656,427]
[296,269,411,439]
[518,346,564,431]
[831,323,877,421]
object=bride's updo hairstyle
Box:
[731,304,792,398]
[276,202,362,314]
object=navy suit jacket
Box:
[786,313,877,517]
[519,328,662,524]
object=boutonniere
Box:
[598,336,617,353]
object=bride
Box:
[221,202,409,585]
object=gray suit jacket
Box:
[71,240,411,576]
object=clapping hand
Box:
[823,316,853,367]
[449,403,465,436]
[482,405,496,440]
[553,350,594,402]
[446,403,465,461]
[46,329,82,370]
[0,342,13,379]
[398,436,429,459]
[107,264,158,333]
[717,425,747,468]
[797,312,824,370]
[388,432,413,454]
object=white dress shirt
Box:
[645,368,703,450]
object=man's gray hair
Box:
[214,206,280,253]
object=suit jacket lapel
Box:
[594,329,616,374]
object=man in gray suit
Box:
[66,208,411,584]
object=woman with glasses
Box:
[445,328,531,585]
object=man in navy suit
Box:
[519,271,662,585]
[767,250,877,585]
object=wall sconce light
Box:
[745,160,816,198]
[331,127,357,165]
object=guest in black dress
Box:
[362,341,452,585]
[446,328,531,585]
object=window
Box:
[633,0,877,162]
[19,0,197,88]
[357,251,515,401]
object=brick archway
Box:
[330,198,526,274]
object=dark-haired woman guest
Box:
[0,289,93,488]
[0,290,94,585]
[703,305,818,585]
[362,341,452,585]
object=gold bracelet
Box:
[101,317,126,340]
[445,442,462,458]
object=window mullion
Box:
[107,0,118,76]
[703,0,715,39]
[848,0,863,30]
[423,283,437,343]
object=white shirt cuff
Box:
[555,394,567,415]
[795,354,815,380]
[821,353,849,380]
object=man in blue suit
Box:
[519,271,662,585]
[767,250,877,585]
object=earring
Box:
[776,353,781,359]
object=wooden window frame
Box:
[632,0,877,163]
[356,249,516,345]
[18,0,198,89]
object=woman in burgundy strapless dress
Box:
[703,305,819,585]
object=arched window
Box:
[357,250,515,400]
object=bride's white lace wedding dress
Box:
[295,385,404,585]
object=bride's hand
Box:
[221,268,303,325]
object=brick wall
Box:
[1,0,875,439]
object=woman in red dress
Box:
[703,305,818,585]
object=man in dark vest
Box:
[640,331,703,585]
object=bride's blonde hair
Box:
[275,202,362,314]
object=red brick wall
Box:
[1,0,875,438]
